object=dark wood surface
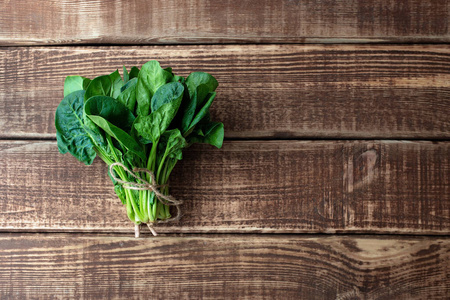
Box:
[0,234,448,299]
[1,0,448,45]
[1,140,448,234]
[1,1,449,298]
[1,45,449,139]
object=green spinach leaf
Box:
[134,94,183,143]
[151,82,184,112]
[181,73,218,133]
[188,122,224,148]
[162,129,187,159]
[55,90,98,165]
[136,61,173,116]
[185,92,216,133]
[129,66,140,79]
[185,72,218,107]
[85,96,146,160]
[123,66,130,84]
[110,69,124,99]
[64,76,91,97]
[118,78,138,112]
[84,95,135,132]
[85,75,112,101]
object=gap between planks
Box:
[0,231,449,238]
[2,40,450,48]
[1,135,450,142]
[1,132,450,143]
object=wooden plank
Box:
[0,234,448,299]
[1,45,449,139]
[1,140,448,234]
[1,0,448,45]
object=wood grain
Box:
[0,234,448,299]
[1,0,449,45]
[1,45,449,139]
[1,140,448,234]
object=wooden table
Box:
[1,1,449,299]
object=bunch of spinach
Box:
[55,61,223,230]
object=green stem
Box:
[158,159,176,220]
[106,135,146,223]
[156,153,168,183]
[148,191,155,222]
[127,189,145,222]
[146,140,159,222]
[95,147,113,165]
[140,190,148,222]
[97,145,138,223]
[147,140,159,171]
[152,197,159,220]
[140,143,181,223]
[162,162,172,218]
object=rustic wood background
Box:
[0,1,449,299]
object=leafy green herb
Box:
[64,76,91,97]
[55,60,224,234]
[84,75,112,101]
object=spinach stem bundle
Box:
[55,61,224,235]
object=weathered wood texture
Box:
[0,234,448,299]
[1,140,448,234]
[1,45,449,139]
[1,0,448,45]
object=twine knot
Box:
[109,162,183,237]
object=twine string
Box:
[109,162,183,236]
